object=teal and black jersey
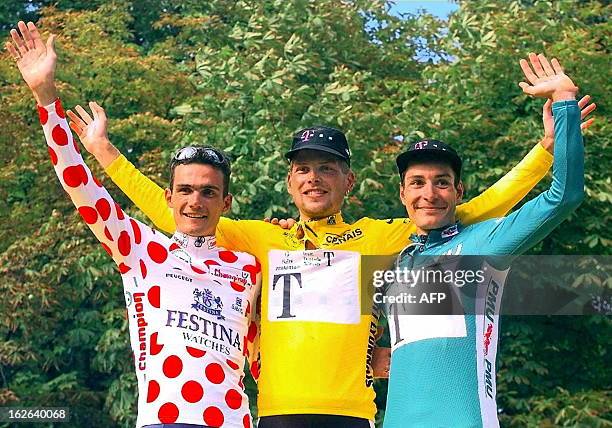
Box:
[382,100,584,428]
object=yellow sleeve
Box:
[456,143,553,224]
[105,154,176,234]
[216,217,273,256]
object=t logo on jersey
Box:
[272,272,302,318]
[267,250,360,324]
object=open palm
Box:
[519,53,577,99]
[6,21,56,91]
[67,102,110,154]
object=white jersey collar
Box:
[171,231,218,259]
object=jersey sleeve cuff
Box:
[104,153,130,178]
[37,98,65,124]
[552,99,579,111]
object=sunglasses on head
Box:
[171,146,229,166]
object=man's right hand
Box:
[67,102,120,169]
[519,53,578,101]
[5,21,57,105]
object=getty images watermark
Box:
[360,255,611,316]
[372,265,487,305]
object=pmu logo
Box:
[301,129,315,142]
[192,288,225,320]
[272,272,302,318]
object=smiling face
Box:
[286,150,355,221]
[165,163,232,236]
[400,161,463,235]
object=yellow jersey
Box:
[105,144,552,420]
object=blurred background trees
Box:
[0,1,609,426]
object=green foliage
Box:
[0,1,609,427]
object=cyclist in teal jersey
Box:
[382,53,585,428]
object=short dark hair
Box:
[169,146,231,196]
[399,153,461,187]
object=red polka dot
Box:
[163,355,183,378]
[96,198,112,221]
[204,259,220,268]
[226,359,239,370]
[140,259,148,279]
[147,285,160,308]
[48,147,57,165]
[130,219,142,244]
[191,264,205,274]
[158,402,179,424]
[117,231,131,256]
[219,250,238,263]
[146,380,160,403]
[37,105,48,125]
[225,388,242,409]
[247,322,257,342]
[78,206,98,224]
[150,332,164,355]
[203,406,224,427]
[93,175,103,187]
[243,414,252,428]
[100,242,113,257]
[103,226,113,241]
[115,202,125,220]
[147,241,168,263]
[243,260,261,284]
[118,263,131,274]
[205,363,225,384]
[181,380,204,403]
[169,242,180,252]
[54,99,65,118]
[63,165,88,187]
[230,281,246,292]
[51,124,68,146]
[250,361,260,380]
[186,346,206,358]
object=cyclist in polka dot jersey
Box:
[7,22,260,428]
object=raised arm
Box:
[480,54,584,260]
[104,154,175,233]
[7,21,145,271]
[456,74,594,225]
[65,93,175,234]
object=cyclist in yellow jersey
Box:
[76,102,592,427]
